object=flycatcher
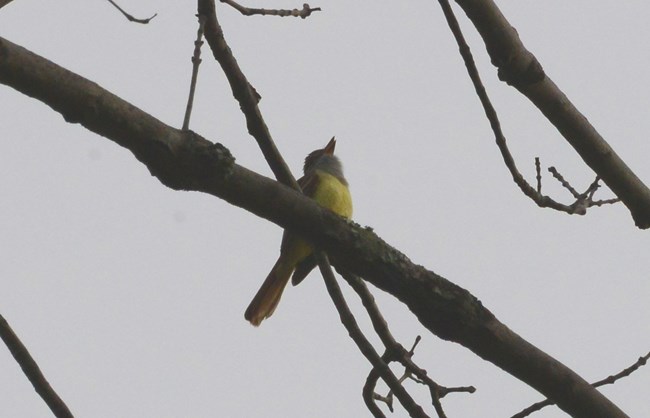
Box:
[245,137,353,326]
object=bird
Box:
[245,137,352,326]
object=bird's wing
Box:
[291,254,317,286]
[278,172,320,254]
[298,172,320,198]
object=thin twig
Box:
[548,166,580,198]
[343,273,475,418]
[318,255,430,418]
[182,15,207,130]
[591,197,621,207]
[535,157,542,194]
[364,367,388,417]
[221,0,321,19]
[511,351,650,418]
[547,166,619,213]
[364,373,388,417]
[106,0,157,24]
[593,351,650,387]
[0,313,74,418]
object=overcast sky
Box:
[1,1,649,417]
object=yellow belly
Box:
[311,171,353,219]
[281,171,352,267]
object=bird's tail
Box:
[244,258,293,326]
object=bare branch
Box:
[548,166,581,198]
[450,0,650,228]
[198,0,297,188]
[512,351,650,417]
[182,14,207,130]
[363,368,388,418]
[534,157,542,194]
[593,351,650,387]
[105,0,156,24]
[221,0,321,19]
[0,314,74,418]
[318,255,430,418]
[544,165,619,214]
[344,273,474,418]
[437,0,616,217]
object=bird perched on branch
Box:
[245,137,353,326]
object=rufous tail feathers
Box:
[244,258,292,326]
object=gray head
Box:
[303,137,347,184]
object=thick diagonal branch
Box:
[0,37,628,418]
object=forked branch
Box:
[221,0,321,19]
[449,0,650,228]
[343,273,475,418]
[438,0,617,216]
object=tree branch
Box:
[105,0,157,24]
[318,255,429,418]
[182,14,207,130]
[0,36,629,418]
[0,313,74,418]
[511,351,650,417]
[198,0,298,189]
[437,0,618,216]
[343,273,475,418]
[220,0,321,19]
[451,0,650,228]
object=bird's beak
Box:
[324,136,336,155]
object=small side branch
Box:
[220,0,321,19]
[511,350,650,418]
[198,0,297,188]
[541,163,619,215]
[105,0,157,24]
[182,14,207,130]
[548,166,580,198]
[0,313,74,418]
[437,0,617,216]
[318,256,430,418]
[451,0,650,228]
[343,273,475,418]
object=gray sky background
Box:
[1,1,649,417]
